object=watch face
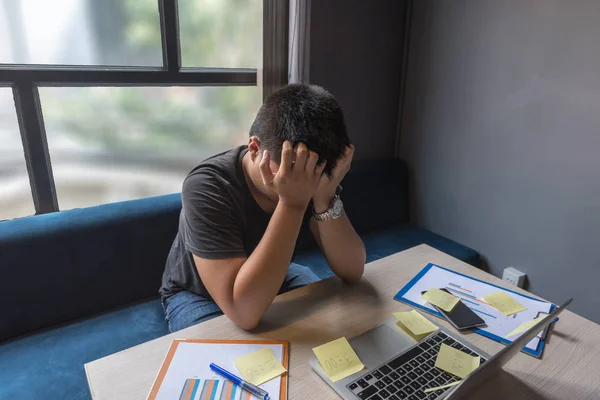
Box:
[332,198,343,216]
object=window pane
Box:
[0,0,161,66]
[0,88,35,220]
[179,0,262,68]
[40,86,261,210]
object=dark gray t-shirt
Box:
[160,145,313,299]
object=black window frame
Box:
[0,0,288,215]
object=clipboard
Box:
[394,263,556,358]
[148,339,289,400]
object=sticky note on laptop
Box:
[394,310,439,336]
[483,291,527,316]
[422,288,460,312]
[506,316,544,337]
[312,337,365,382]
[435,344,480,379]
[234,347,286,385]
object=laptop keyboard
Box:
[346,331,487,400]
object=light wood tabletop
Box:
[85,244,600,399]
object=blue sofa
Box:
[0,159,479,400]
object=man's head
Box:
[248,84,350,177]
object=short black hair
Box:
[250,84,350,176]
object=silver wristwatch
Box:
[313,185,344,222]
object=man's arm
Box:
[193,142,324,330]
[194,202,305,330]
[310,145,366,283]
[309,213,365,284]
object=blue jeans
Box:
[162,263,320,332]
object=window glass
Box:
[0,0,162,66]
[0,88,36,220]
[40,86,261,210]
[179,0,263,68]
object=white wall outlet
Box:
[502,267,527,288]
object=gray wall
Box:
[401,0,600,322]
[310,0,407,159]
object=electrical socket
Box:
[503,267,527,288]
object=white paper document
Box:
[152,342,284,400]
[400,264,553,352]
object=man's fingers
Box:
[346,144,355,157]
[336,145,354,177]
[305,151,318,172]
[343,145,354,169]
[315,161,327,177]
[346,145,355,162]
[259,150,274,186]
[280,141,294,174]
[294,142,309,170]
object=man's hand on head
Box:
[313,144,354,213]
[259,141,326,211]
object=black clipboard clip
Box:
[535,311,559,339]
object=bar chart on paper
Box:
[148,340,287,400]
[179,379,254,400]
[395,264,554,355]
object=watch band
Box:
[313,185,344,222]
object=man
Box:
[160,84,366,331]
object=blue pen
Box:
[209,363,270,400]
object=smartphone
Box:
[422,288,486,330]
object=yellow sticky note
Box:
[483,291,527,316]
[506,316,544,337]
[312,337,365,382]
[423,381,461,393]
[395,319,430,342]
[233,347,287,386]
[422,288,460,312]
[435,344,480,379]
[394,310,439,336]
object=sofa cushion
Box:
[0,194,181,342]
[0,299,168,400]
[294,223,481,278]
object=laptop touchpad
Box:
[349,324,414,369]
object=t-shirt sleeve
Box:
[180,171,247,259]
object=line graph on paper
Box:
[445,282,501,320]
[401,264,553,352]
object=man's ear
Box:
[247,136,261,161]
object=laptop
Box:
[310,299,572,400]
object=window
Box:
[179,0,262,68]
[0,88,35,220]
[0,0,163,66]
[41,86,261,209]
[0,0,285,219]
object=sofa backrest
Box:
[0,158,408,342]
[0,195,181,342]
[342,158,409,235]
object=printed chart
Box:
[179,379,254,400]
[397,264,553,353]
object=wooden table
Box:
[85,244,600,399]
